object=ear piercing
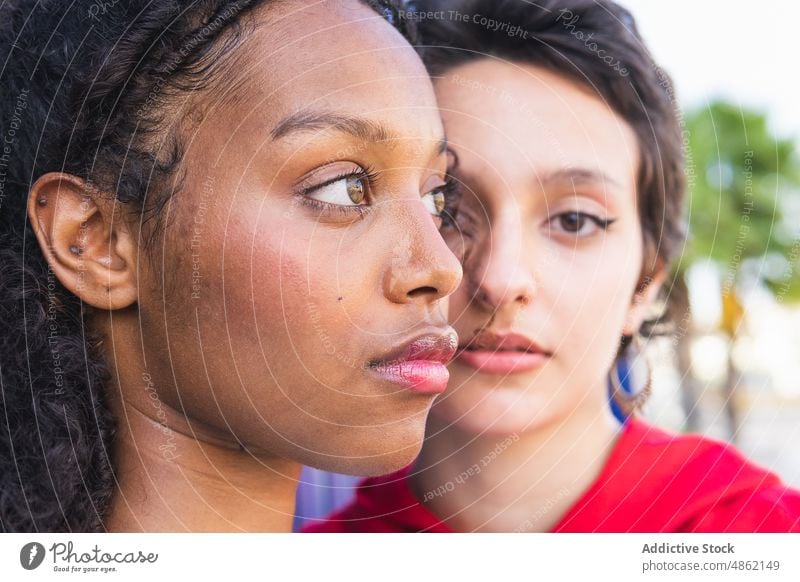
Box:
[37,197,47,206]
[69,245,82,255]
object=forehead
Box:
[228,0,442,138]
[434,59,639,187]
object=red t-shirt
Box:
[303,418,800,532]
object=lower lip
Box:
[372,360,450,394]
[456,350,549,375]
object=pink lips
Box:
[370,332,458,394]
[456,331,551,375]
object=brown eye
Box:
[306,175,368,206]
[559,212,586,232]
[550,211,615,237]
[346,177,365,204]
[422,188,447,218]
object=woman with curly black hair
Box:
[0,0,463,532]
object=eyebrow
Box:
[270,108,448,157]
[539,168,622,190]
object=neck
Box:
[103,382,299,533]
[411,397,621,532]
[91,311,300,532]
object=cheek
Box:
[236,211,392,395]
[204,214,370,443]
[550,245,640,362]
[240,217,359,364]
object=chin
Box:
[434,408,529,436]
[331,449,421,477]
[293,417,429,476]
[432,384,557,436]
[302,445,422,477]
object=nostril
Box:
[408,286,438,299]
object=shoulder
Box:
[623,419,763,479]
[610,418,800,531]
[623,419,780,489]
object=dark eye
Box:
[550,211,615,237]
[306,176,367,206]
[431,176,462,228]
[559,212,587,232]
[422,188,446,217]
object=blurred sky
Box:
[618,0,800,142]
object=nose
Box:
[384,202,463,305]
[468,218,536,313]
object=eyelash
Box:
[437,175,461,228]
[297,166,380,219]
[443,208,616,245]
[298,166,461,222]
[548,211,617,236]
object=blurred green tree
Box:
[669,101,800,437]
[681,101,800,299]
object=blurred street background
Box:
[625,0,800,486]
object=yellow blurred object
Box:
[721,289,745,337]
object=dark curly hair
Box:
[410,0,687,414]
[0,0,413,533]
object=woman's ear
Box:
[622,265,667,337]
[27,172,138,310]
